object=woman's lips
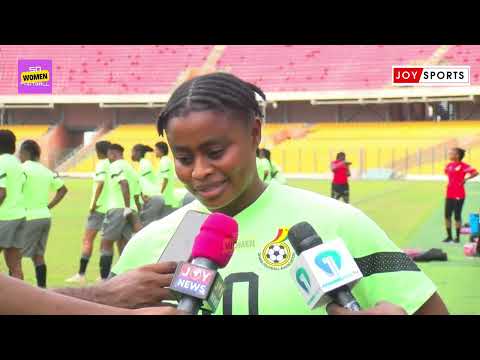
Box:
[194,180,228,200]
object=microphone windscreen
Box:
[191,212,238,268]
[288,221,322,255]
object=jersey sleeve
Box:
[140,160,153,177]
[463,163,478,175]
[0,164,6,188]
[50,172,65,191]
[110,162,126,184]
[157,158,171,180]
[94,161,108,182]
[338,208,437,315]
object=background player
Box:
[155,141,179,213]
[443,147,478,244]
[330,151,351,203]
[256,148,270,182]
[0,130,26,280]
[99,143,143,280]
[131,143,167,226]
[259,148,286,184]
[66,141,111,284]
[19,140,68,288]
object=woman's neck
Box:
[215,176,267,218]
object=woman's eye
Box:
[176,155,193,165]
[208,149,224,159]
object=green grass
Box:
[2,178,479,314]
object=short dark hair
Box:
[155,141,169,156]
[454,147,466,161]
[260,148,271,162]
[156,72,266,137]
[336,152,346,160]
[0,129,16,154]
[108,143,124,153]
[133,144,154,158]
[96,141,111,156]
[20,140,41,160]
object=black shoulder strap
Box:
[354,252,420,277]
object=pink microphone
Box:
[171,213,238,314]
[190,212,238,268]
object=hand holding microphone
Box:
[169,212,238,315]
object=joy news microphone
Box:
[288,222,363,311]
[169,212,238,315]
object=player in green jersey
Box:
[19,140,68,288]
[259,148,286,184]
[111,73,448,315]
[256,148,270,182]
[66,141,111,284]
[131,143,166,226]
[0,130,26,280]
[98,143,143,280]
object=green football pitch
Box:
[2,178,479,314]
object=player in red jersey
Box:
[331,152,351,203]
[443,147,478,244]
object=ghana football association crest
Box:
[258,227,295,270]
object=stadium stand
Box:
[269,121,480,175]
[68,121,480,177]
[216,45,442,91]
[442,45,480,84]
[0,45,213,94]
[0,125,49,143]
[69,124,168,173]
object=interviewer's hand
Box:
[131,306,187,315]
[327,301,407,315]
[123,208,133,218]
[95,262,178,309]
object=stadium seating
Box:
[268,121,480,174]
[442,45,480,84]
[69,124,166,173]
[0,45,213,94]
[217,45,441,91]
[1,45,455,95]
[69,121,480,176]
[0,125,49,144]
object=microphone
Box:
[169,212,238,314]
[288,221,362,312]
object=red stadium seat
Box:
[0,45,213,94]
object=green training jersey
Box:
[90,159,110,214]
[157,156,177,207]
[138,158,160,197]
[267,160,286,185]
[112,181,436,315]
[22,160,64,220]
[0,154,26,220]
[106,159,140,211]
[256,157,271,182]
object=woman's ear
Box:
[251,117,262,149]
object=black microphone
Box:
[288,221,362,312]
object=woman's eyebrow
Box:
[173,139,226,152]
